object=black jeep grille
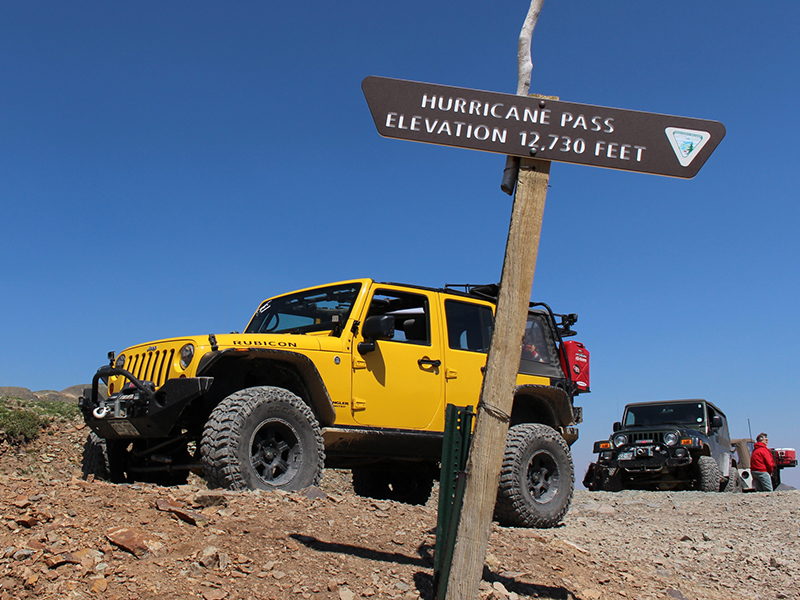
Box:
[628,431,665,444]
[125,349,175,388]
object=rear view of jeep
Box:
[585,399,738,492]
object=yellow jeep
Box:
[80,278,589,528]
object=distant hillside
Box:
[0,385,98,404]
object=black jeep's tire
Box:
[584,464,622,492]
[697,456,722,492]
[606,471,623,492]
[582,462,598,490]
[81,432,127,483]
[724,466,742,492]
[200,386,324,491]
[352,467,435,505]
[494,423,574,528]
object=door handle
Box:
[418,358,442,368]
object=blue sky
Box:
[2,1,799,487]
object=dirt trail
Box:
[1,419,797,600]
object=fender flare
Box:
[197,348,337,426]
[511,384,574,428]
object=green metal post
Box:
[433,404,474,599]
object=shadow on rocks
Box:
[289,533,433,568]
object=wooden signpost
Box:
[362,77,725,180]
[363,2,724,598]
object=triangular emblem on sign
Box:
[665,127,711,167]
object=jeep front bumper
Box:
[595,445,694,472]
[79,365,212,439]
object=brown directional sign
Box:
[363,76,725,178]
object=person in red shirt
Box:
[750,432,776,492]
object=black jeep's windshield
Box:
[245,282,362,336]
[623,402,705,428]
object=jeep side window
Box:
[367,290,430,345]
[522,318,553,364]
[444,300,493,352]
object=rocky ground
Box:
[1,413,799,600]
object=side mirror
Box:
[358,315,395,355]
[711,415,723,429]
[612,421,622,432]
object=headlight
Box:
[664,431,679,446]
[115,354,126,369]
[613,434,628,448]
[179,344,195,369]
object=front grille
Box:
[125,349,176,388]
[628,431,665,444]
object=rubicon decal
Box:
[233,340,298,348]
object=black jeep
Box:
[585,399,738,492]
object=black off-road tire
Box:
[583,464,622,492]
[582,462,598,490]
[723,466,742,492]
[81,432,126,483]
[603,468,623,492]
[697,456,722,492]
[352,467,434,505]
[494,423,574,528]
[200,386,324,491]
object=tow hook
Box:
[93,405,110,419]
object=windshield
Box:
[245,282,362,336]
[623,402,705,428]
